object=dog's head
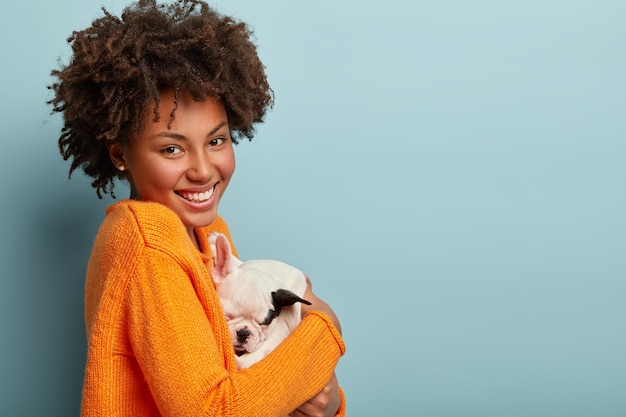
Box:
[208,232,311,358]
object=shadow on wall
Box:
[0,129,117,415]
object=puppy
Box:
[209,232,311,369]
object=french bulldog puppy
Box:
[209,232,311,369]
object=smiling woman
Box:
[46,1,346,416]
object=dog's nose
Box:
[236,328,251,344]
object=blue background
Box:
[1,0,625,415]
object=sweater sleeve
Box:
[125,242,345,417]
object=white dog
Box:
[209,232,311,369]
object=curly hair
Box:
[48,0,273,198]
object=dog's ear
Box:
[209,232,238,282]
[272,289,312,310]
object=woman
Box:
[48,1,345,415]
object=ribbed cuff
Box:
[303,311,346,356]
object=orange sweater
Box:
[81,200,345,416]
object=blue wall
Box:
[2,0,625,415]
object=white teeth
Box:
[180,186,215,203]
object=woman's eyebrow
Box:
[152,120,229,140]
[206,121,228,137]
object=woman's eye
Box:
[162,146,181,155]
[209,137,225,147]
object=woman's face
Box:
[113,90,235,240]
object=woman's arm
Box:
[300,274,342,334]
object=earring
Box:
[117,164,126,171]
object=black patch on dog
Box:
[261,289,311,326]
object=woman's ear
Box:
[106,140,127,172]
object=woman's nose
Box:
[187,151,214,181]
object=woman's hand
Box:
[290,373,341,417]
[300,275,342,334]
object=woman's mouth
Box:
[177,185,215,203]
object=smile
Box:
[177,185,215,203]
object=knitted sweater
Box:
[81,200,346,416]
